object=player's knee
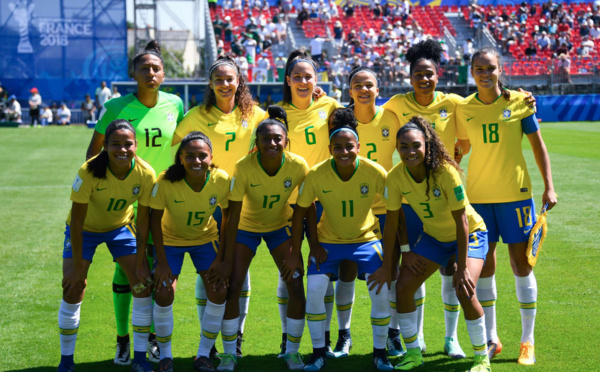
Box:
[511,260,532,277]
[154,287,174,306]
[287,278,306,301]
[395,280,417,301]
[211,286,228,304]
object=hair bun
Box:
[267,105,287,121]
[145,40,161,54]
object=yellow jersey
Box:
[383,91,462,154]
[68,157,156,233]
[149,169,230,246]
[384,163,485,242]
[356,107,401,215]
[456,91,537,203]
[297,156,387,244]
[175,104,265,175]
[229,151,309,233]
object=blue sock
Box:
[133,351,146,363]
[60,354,74,365]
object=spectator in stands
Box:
[297,3,309,25]
[557,20,570,35]
[556,53,572,83]
[242,35,258,66]
[208,0,217,11]
[537,31,551,50]
[372,0,383,18]
[256,52,271,78]
[236,55,249,79]
[231,34,243,56]
[274,52,287,70]
[282,0,293,20]
[189,94,199,109]
[276,18,287,44]
[57,102,71,125]
[40,104,53,126]
[223,16,233,42]
[579,35,595,56]
[344,2,354,17]
[95,81,111,110]
[462,38,474,61]
[309,1,318,18]
[591,24,600,39]
[216,34,225,55]
[332,21,344,52]
[223,0,232,10]
[111,86,121,98]
[81,94,96,123]
[213,14,225,39]
[233,0,242,10]
[329,84,342,102]
[400,0,410,20]
[310,37,329,63]
[28,87,42,126]
[525,42,538,59]
[328,0,338,18]
[547,21,557,35]
[6,95,21,123]
[580,21,591,37]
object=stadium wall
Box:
[0,0,127,102]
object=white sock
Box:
[441,275,460,338]
[324,281,334,333]
[335,279,355,331]
[198,300,226,358]
[397,310,419,349]
[132,296,153,353]
[221,318,239,355]
[414,283,426,338]
[58,300,81,356]
[476,275,498,342]
[286,317,305,355]
[153,304,173,360]
[277,275,288,334]
[306,275,330,348]
[388,280,400,331]
[196,275,207,325]
[366,274,390,349]
[515,272,537,344]
[238,271,251,334]
[465,315,487,356]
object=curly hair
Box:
[130,40,163,77]
[203,55,257,121]
[329,108,359,142]
[164,131,216,182]
[471,47,510,101]
[396,115,460,200]
[405,39,443,75]
[282,50,317,104]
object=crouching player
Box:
[369,116,492,372]
[58,120,156,372]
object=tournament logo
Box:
[319,111,327,120]
[502,108,512,119]
[360,183,369,196]
[283,177,293,189]
[439,107,448,119]
[381,125,390,138]
[167,113,175,123]
[132,184,141,197]
[209,194,217,206]
[242,120,248,129]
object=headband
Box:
[329,127,359,142]
[208,59,238,78]
[286,58,317,76]
[348,66,378,85]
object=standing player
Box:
[86,40,184,365]
[278,50,343,357]
[173,56,265,358]
[58,120,156,372]
[456,47,557,365]
[282,119,393,372]
[149,132,230,372]
[214,106,309,371]
[369,116,492,372]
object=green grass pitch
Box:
[1,122,598,371]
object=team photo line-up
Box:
[57,39,557,372]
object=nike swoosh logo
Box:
[96,187,107,191]
[128,118,139,122]
[466,117,475,121]
[208,123,217,126]
[402,113,412,117]
[251,184,261,187]
[323,190,333,193]
[174,200,184,203]
[401,191,411,195]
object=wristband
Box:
[400,244,410,253]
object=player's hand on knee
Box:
[207,260,230,290]
[153,261,173,292]
[401,251,425,276]
[62,268,86,299]
[453,267,475,298]
[281,253,303,281]
[367,266,391,295]
[308,244,328,272]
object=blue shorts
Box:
[307,240,384,278]
[472,199,537,244]
[236,225,292,254]
[375,213,387,232]
[402,204,423,248]
[412,231,489,267]
[164,240,219,275]
[63,223,137,262]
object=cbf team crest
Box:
[132,184,141,197]
[439,107,448,119]
[502,108,512,119]
[381,125,390,139]
[242,120,248,128]
[167,113,175,123]
[433,187,442,200]
[360,183,369,196]
[209,194,218,206]
[319,111,327,120]
[283,177,292,189]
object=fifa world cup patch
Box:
[230,177,235,191]
[151,184,159,197]
[453,185,465,201]
[72,174,83,192]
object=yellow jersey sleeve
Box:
[456,91,535,203]
[232,152,309,232]
[68,157,156,233]
[149,170,230,246]
[176,105,265,175]
[299,157,386,244]
[383,163,405,211]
